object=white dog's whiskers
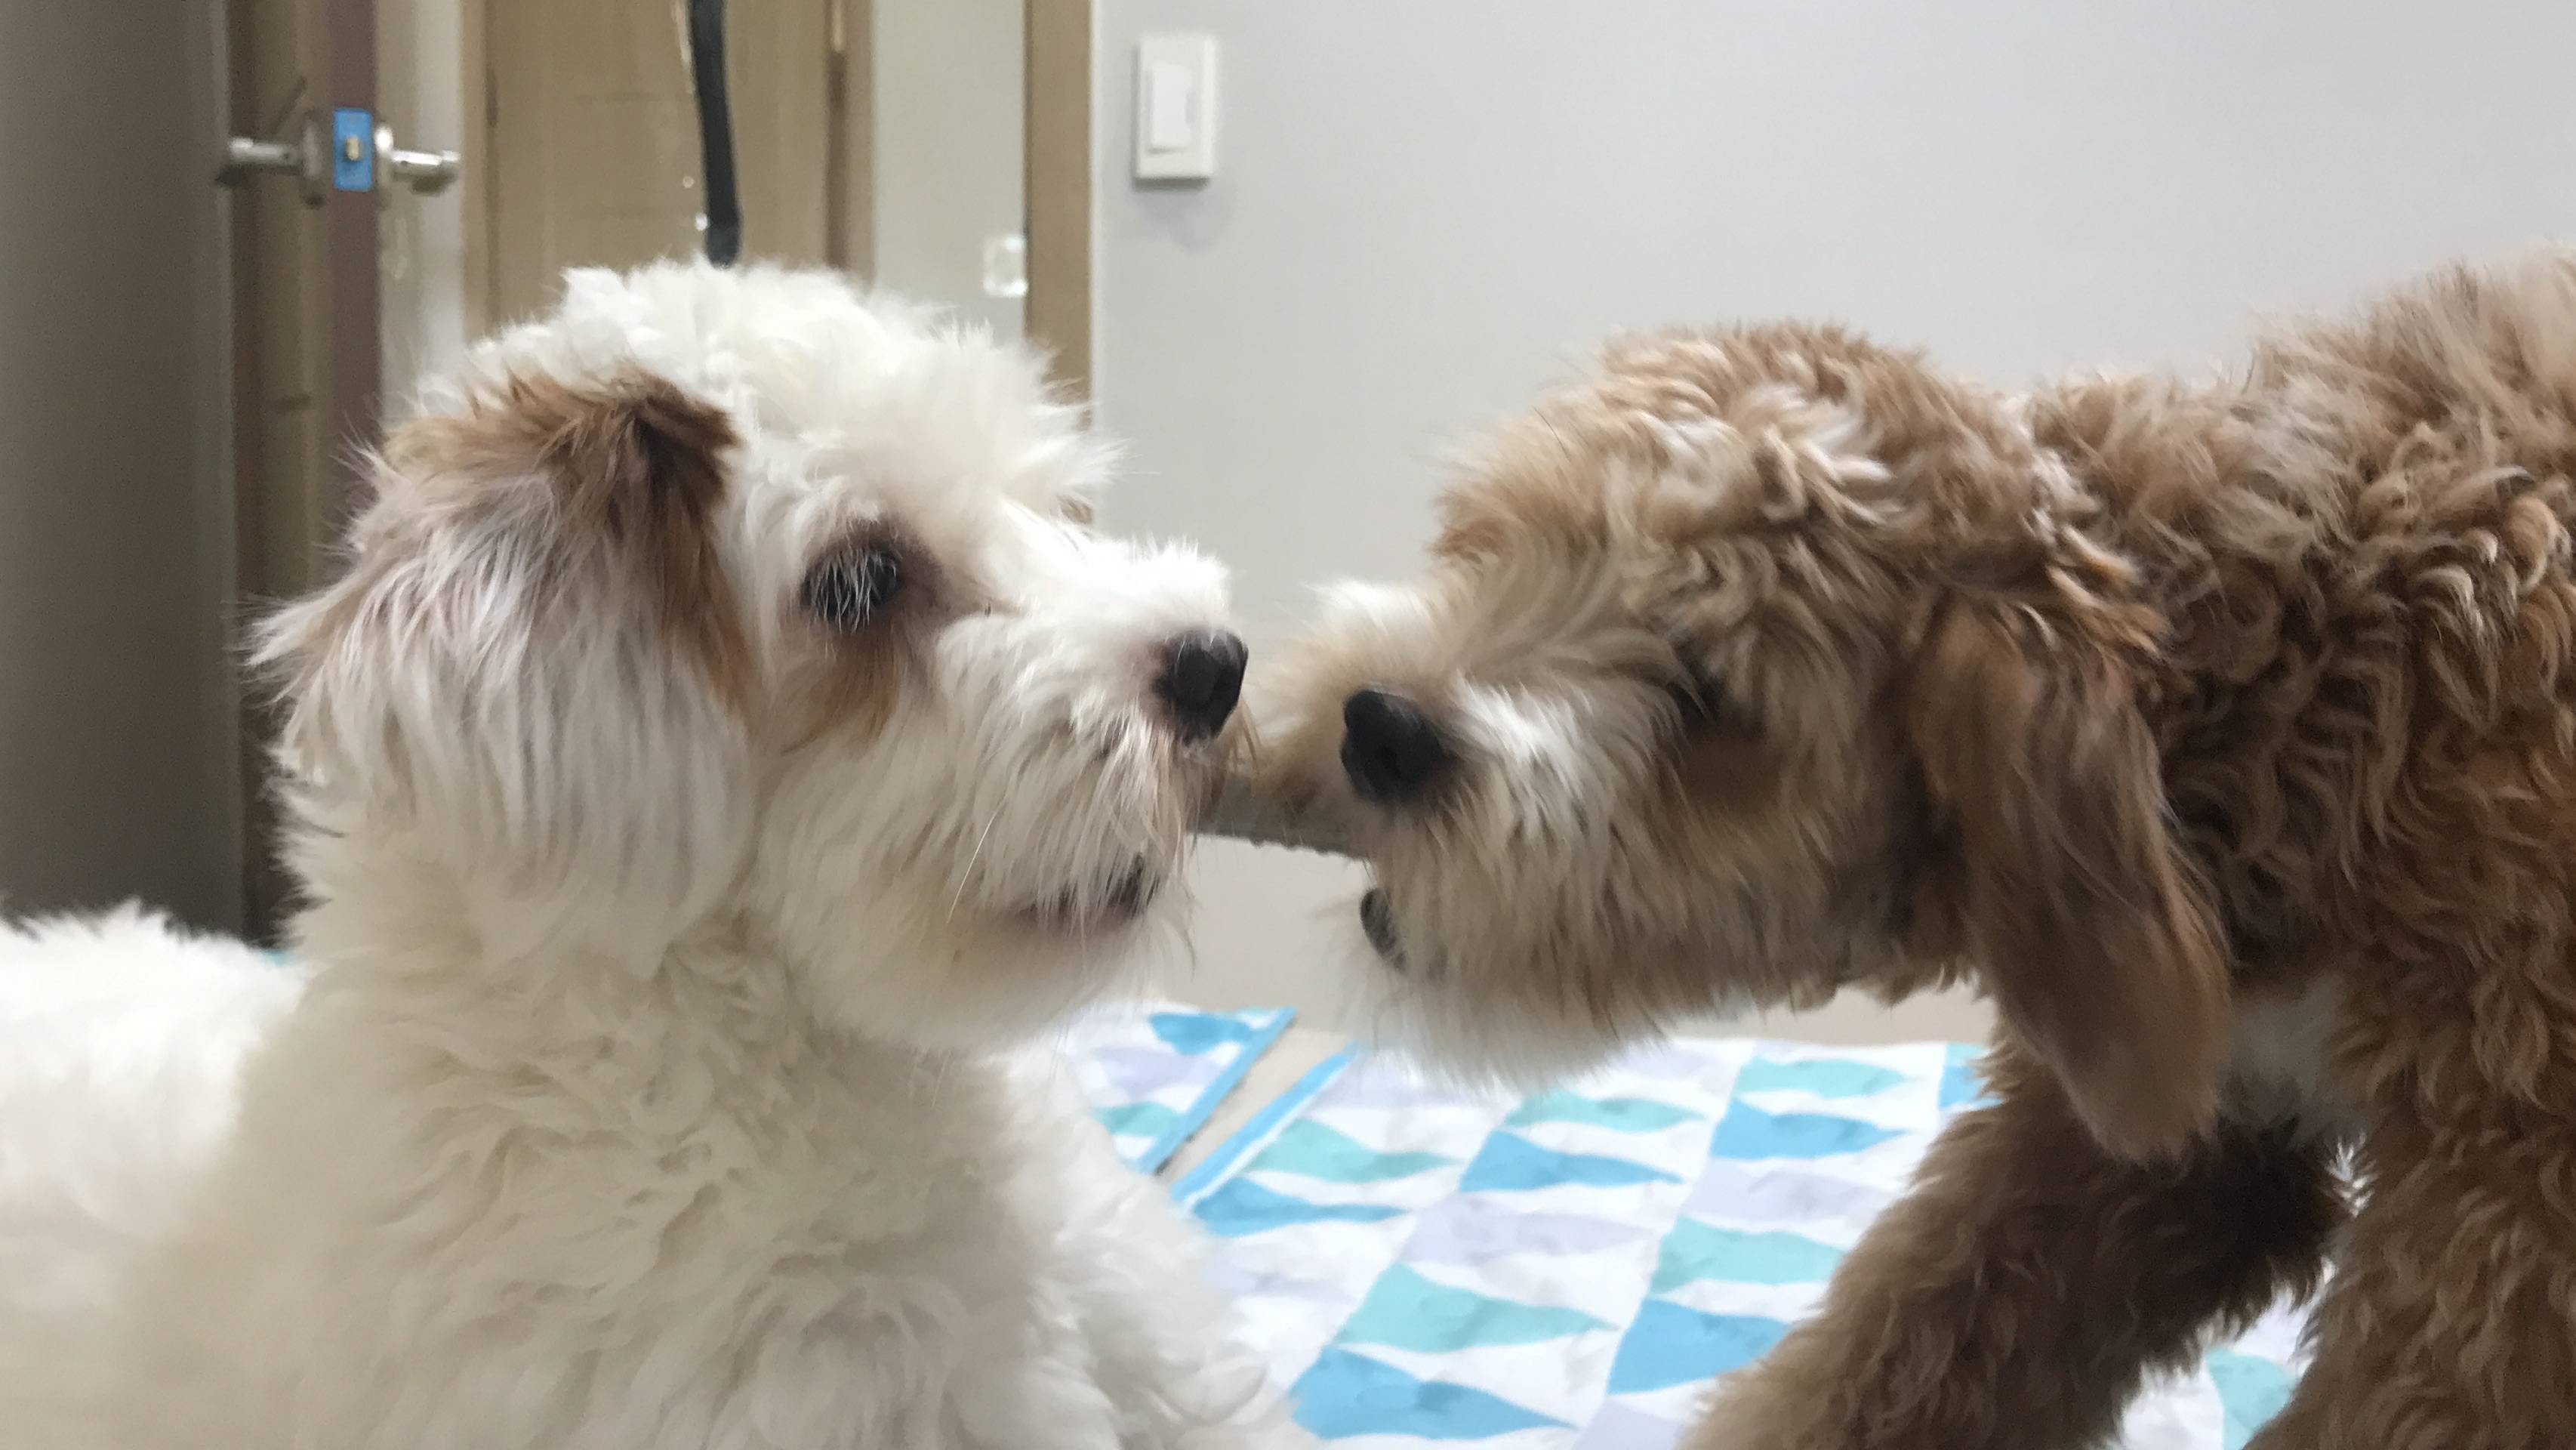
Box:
[947,806,1003,925]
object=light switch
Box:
[1134,34,1217,181]
[1146,64,1195,152]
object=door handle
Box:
[216,111,458,205]
[373,122,460,199]
[217,113,327,205]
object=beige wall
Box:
[1092,0,2576,1041]
[869,0,1026,338]
[1,1,241,928]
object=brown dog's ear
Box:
[1907,601,2230,1158]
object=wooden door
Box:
[0,2,244,930]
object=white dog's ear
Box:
[1906,591,2232,1161]
[517,373,753,708]
[256,369,753,898]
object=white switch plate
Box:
[1134,34,1217,181]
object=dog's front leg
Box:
[1690,1046,2342,1450]
[2245,1088,2576,1445]
[1059,1162,1314,1450]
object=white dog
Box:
[0,263,1303,1449]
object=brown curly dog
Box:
[1228,250,2576,1447]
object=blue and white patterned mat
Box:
[1071,1027,2308,1450]
[1055,1002,1296,1176]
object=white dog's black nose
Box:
[1342,689,1450,805]
[1158,631,1247,742]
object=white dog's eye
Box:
[802,546,904,631]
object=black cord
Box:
[688,0,741,265]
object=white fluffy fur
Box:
[0,264,1302,1449]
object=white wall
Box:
[1091,0,2576,1040]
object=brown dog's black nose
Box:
[1342,689,1450,804]
[1158,631,1247,742]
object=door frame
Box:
[1025,0,1092,399]
[220,0,268,933]
[458,0,494,338]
